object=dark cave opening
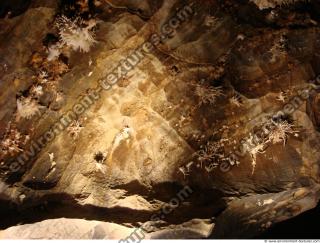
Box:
[260,203,320,239]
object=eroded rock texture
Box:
[0,0,320,239]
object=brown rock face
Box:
[307,91,320,131]
[0,0,320,239]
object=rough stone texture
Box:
[0,218,134,239]
[0,0,320,239]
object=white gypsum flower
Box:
[276,91,286,102]
[243,134,267,174]
[30,85,44,98]
[47,44,61,61]
[16,97,41,120]
[38,71,49,83]
[267,120,295,146]
[249,143,266,174]
[1,137,23,155]
[194,83,223,106]
[1,124,30,156]
[56,16,97,53]
[67,121,84,139]
[229,95,243,107]
[48,152,57,169]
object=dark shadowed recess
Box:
[0,0,31,18]
[0,183,225,231]
[259,202,320,239]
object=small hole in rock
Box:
[94,151,105,163]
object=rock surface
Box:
[0,0,320,239]
[0,218,134,239]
